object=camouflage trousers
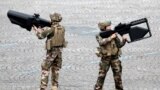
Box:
[94,56,123,90]
[40,48,62,90]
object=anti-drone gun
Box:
[99,18,152,43]
[7,10,51,31]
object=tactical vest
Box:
[98,38,121,57]
[46,25,65,50]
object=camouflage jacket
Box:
[96,33,126,57]
[36,24,67,50]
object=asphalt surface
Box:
[0,0,160,90]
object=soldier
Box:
[32,13,67,90]
[94,21,127,90]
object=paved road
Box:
[0,0,160,90]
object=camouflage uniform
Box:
[34,13,66,90]
[94,21,126,90]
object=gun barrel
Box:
[7,10,32,20]
[7,10,35,30]
[7,10,51,31]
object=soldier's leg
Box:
[40,50,54,90]
[51,51,62,90]
[40,60,50,89]
[94,57,111,90]
[111,58,123,90]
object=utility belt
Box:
[49,46,63,51]
[47,46,63,52]
[101,55,119,60]
[96,51,119,58]
[52,46,63,48]
[95,47,120,58]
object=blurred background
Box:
[0,0,160,90]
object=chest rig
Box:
[46,25,65,50]
[97,38,121,57]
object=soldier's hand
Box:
[32,25,37,31]
[111,33,116,39]
[32,25,43,34]
[32,25,38,33]
[122,35,128,42]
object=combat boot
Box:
[94,84,103,90]
[51,86,58,90]
[40,88,46,90]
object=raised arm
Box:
[96,33,116,45]
[32,26,52,39]
[115,34,127,48]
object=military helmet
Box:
[98,20,111,30]
[50,12,62,22]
